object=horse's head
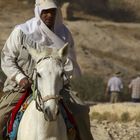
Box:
[28,43,73,121]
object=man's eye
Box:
[37,73,41,78]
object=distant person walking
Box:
[129,74,140,103]
[105,71,123,103]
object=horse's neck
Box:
[18,101,68,140]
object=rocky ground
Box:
[90,103,140,139]
[91,120,140,140]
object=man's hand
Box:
[19,77,32,90]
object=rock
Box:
[61,2,73,20]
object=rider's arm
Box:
[1,27,26,84]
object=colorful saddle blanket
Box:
[4,90,76,140]
[3,90,31,140]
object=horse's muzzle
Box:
[44,107,59,121]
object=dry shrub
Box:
[135,113,140,122]
[109,113,119,122]
[70,0,140,22]
[120,112,131,122]
[90,102,140,122]
[91,111,119,122]
[101,112,110,120]
[71,74,106,101]
[90,112,101,120]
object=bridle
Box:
[34,72,63,113]
[32,56,68,114]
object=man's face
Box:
[40,8,57,29]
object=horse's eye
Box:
[37,72,41,78]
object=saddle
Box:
[3,89,31,140]
[3,89,78,140]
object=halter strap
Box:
[32,65,65,112]
[37,56,50,64]
[42,95,62,102]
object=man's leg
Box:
[60,88,94,140]
[0,92,23,136]
[114,92,119,103]
[110,92,114,103]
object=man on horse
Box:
[0,0,93,140]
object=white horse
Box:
[17,43,74,140]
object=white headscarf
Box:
[18,0,66,49]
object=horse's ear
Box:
[58,43,69,59]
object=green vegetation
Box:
[59,0,139,22]
[91,111,119,122]
[120,112,131,122]
[134,113,140,122]
[90,112,101,120]
[108,0,125,10]
[107,0,136,22]
[71,73,131,102]
[91,111,140,122]
[71,74,106,102]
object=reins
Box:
[1,86,26,119]
[33,69,63,112]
